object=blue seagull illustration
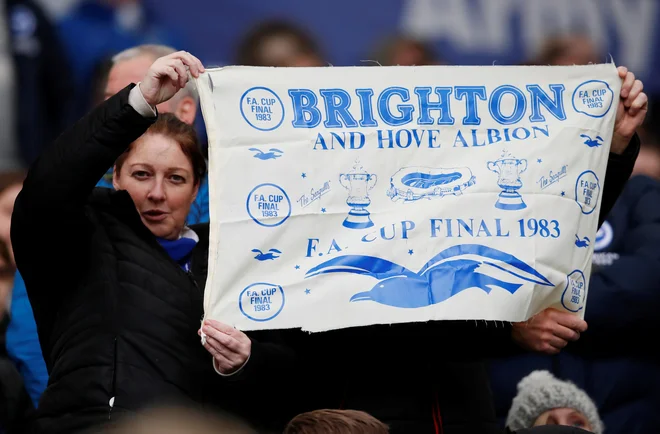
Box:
[305,244,553,308]
[574,235,590,248]
[579,134,603,148]
[252,248,282,261]
[249,148,284,160]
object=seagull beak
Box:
[350,291,372,302]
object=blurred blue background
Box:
[144,0,660,91]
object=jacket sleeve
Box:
[573,176,660,355]
[11,84,155,309]
[218,330,297,385]
[598,134,640,226]
[210,331,300,429]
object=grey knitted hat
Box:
[506,370,604,434]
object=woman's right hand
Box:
[140,51,205,107]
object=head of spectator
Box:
[112,113,206,239]
[532,34,601,66]
[633,144,660,179]
[105,45,198,124]
[632,125,660,179]
[101,406,257,434]
[370,35,440,66]
[284,409,389,434]
[506,370,603,433]
[236,20,325,67]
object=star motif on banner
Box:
[537,158,542,163]
[561,191,566,196]
[301,173,307,178]
[408,249,414,255]
[295,265,300,270]
[321,208,327,213]
[305,288,311,295]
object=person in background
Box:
[369,35,441,66]
[488,37,660,434]
[11,51,294,434]
[287,65,647,434]
[488,152,660,434]
[531,34,601,66]
[56,0,183,118]
[505,371,603,433]
[236,20,325,67]
[0,0,20,172]
[284,409,389,434]
[97,44,208,225]
[0,236,33,434]
[0,184,20,279]
[104,45,198,124]
[0,183,48,408]
[633,125,660,179]
[5,0,75,167]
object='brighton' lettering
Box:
[289,84,567,129]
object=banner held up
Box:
[197,64,620,332]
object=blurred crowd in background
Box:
[1,0,659,433]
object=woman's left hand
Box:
[200,320,251,375]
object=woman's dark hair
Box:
[236,20,321,66]
[114,114,207,186]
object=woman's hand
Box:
[200,319,251,375]
[140,51,205,107]
[611,66,648,154]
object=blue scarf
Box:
[157,236,198,271]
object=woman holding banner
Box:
[11,48,648,434]
[10,52,294,434]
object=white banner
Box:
[197,64,619,332]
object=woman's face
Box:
[113,133,198,240]
[534,408,592,431]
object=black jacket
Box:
[286,136,640,434]
[11,85,294,434]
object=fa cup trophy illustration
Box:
[339,160,378,229]
[487,151,528,210]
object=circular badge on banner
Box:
[571,80,614,118]
[239,282,285,321]
[240,87,285,131]
[561,270,586,312]
[246,183,291,227]
[574,170,600,215]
